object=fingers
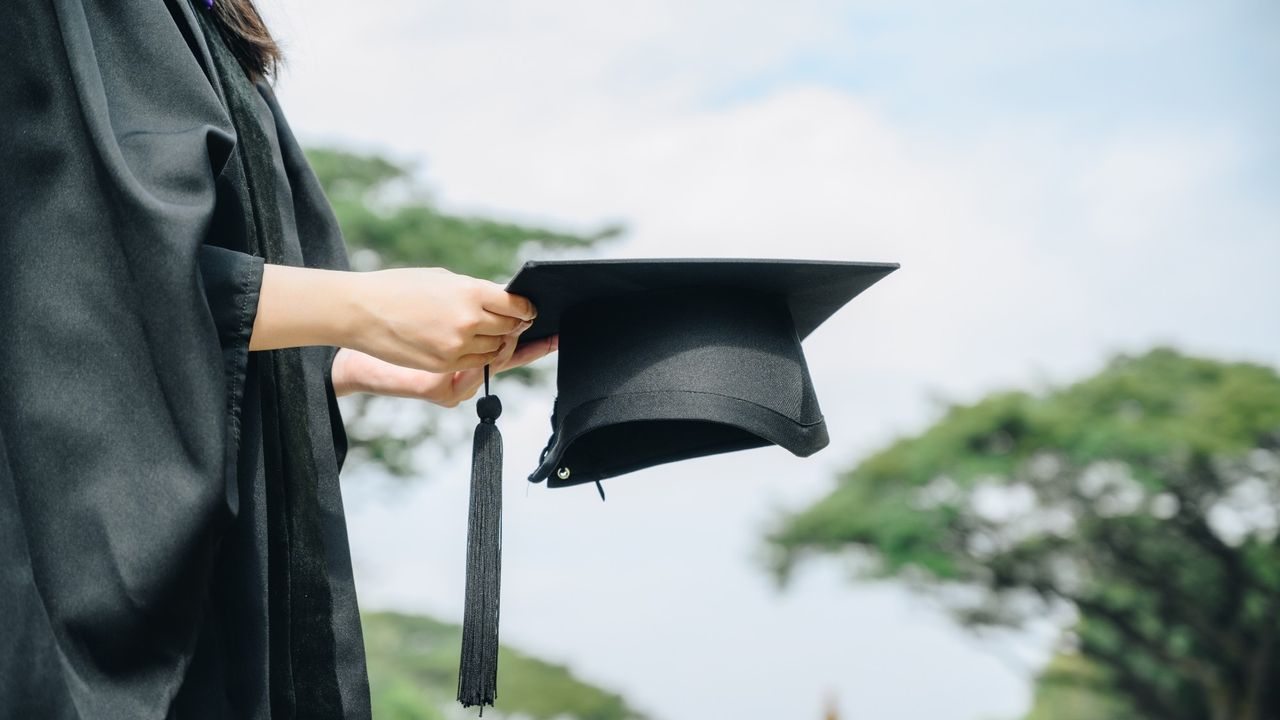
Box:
[444,335,515,404]
[468,334,520,372]
[435,330,521,374]
[456,333,504,358]
[430,331,559,408]
[473,311,531,337]
[496,334,558,373]
[493,333,520,368]
[447,367,486,406]
[453,343,507,370]
[478,281,537,321]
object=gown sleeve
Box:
[198,244,266,427]
[199,246,265,353]
[0,0,258,715]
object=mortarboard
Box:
[456,258,898,711]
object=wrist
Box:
[328,270,373,350]
[330,347,363,397]
[252,265,371,351]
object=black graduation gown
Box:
[0,1,371,718]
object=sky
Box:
[260,2,1280,718]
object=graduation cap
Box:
[456,258,897,711]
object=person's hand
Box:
[343,267,538,374]
[331,334,559,407]
[250,264,539,377]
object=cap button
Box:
[556,467,571,480]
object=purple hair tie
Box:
[204,0,213,8]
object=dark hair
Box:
[209,0,282,82]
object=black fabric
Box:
[0,1,369,717]
[200,245,266,348]
[508,260,897,487]
[192,9,347,717]
[458,391,503,708]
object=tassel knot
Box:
[477,395,502,423]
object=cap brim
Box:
[506,258,898,343]
[530,388,830,487]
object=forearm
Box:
[248,264,364,351]
[247,264,536,375]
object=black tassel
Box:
[459,366,503,712]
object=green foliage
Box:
[305,146,620,474]
[362,611,645,720]
[768,348,1280,720]
[306,147,621,279]
[1023,652,1134,720]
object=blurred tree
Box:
[766,349,1280,720]
[362,612,646,720]
[305,147,621,475]
[1022,651,1134,720]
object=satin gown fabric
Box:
[0,1,371,717]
